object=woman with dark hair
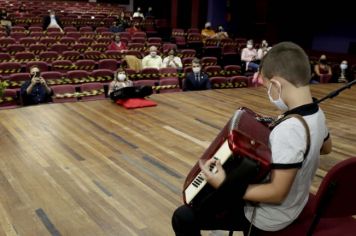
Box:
[162,48,183,70]
[107,34,127,52]
[312,54,332,83]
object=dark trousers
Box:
[172,158,265,236]
[172,200,260,236]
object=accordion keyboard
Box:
[184,140,232,204]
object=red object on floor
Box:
[116,98,157,109]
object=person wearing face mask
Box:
[109,68,152,101]
[108,68,133,97]
[312,54,332,83]
[142,46,163,69]
[146,6,154,18]
[107,34,127,52]
[133,7,144,19]
[257,40,272,60]
[215,25,229,40]
[241,39,259,73]
[42,10,63,32]
[172,42,332,236]
[201,22,216,40]
[20,66,53,106]
[183,58,211,91]
[334,60,354,83]
[162,49,183,70]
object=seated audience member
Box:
[117,11,129,30]
[15,4,27,17]
[215,25,229,40]
[43,10,63,32]
[126,22,141,36]
[162,49,183,70]
[20,66,53,106]
[312,54,332,83]
[133,7,144,19]
[142,46,163,69]
[201,22,216,40]
[257,39,272,60]
[183,58,211,91]
[146,6,154,18]
[107,34,127,52]
[241,39,259,72]
[109,68,152,101]
[108,68,133,96]
[332,60,353,83]
[109,21,122,33]
[0,9,11,29]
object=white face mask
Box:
[192,67,201,73]
[247,44,253,49]
[268,82,288,111]
[340,63,348,70]
[150,52,157,57]
[118,74,126,81]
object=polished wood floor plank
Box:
[0,84,355,235]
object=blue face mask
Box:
[268,82,288,111]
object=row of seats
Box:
[1,64,242,85]
[0,56,231,79]
[0,59,120,76]
[0,36,165,49]
[0,74,252,109]
[1,82,105,109]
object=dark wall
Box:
[207,0,227,30]
[229,0,257,38]
[177,0,192,29]
[133,0,171,19]
[99,0,130,3]
[308,0,356,53]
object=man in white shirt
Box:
[142,46,162,69]
[43,10,63,32]
[133,7,144,19]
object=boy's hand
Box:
[199,159,226,189]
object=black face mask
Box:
[320,59,327,64]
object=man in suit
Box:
[184,58,211,91]
[43,10,63,32]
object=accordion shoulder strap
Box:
[276,114,311,160]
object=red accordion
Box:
[183,107,272,206]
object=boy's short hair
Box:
[260,42,311,87]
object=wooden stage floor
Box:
[0,84,355,236]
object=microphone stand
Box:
[316,79,356,104]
